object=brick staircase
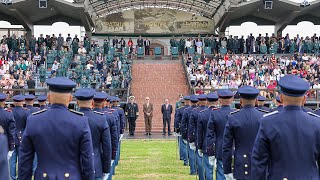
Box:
[130,59,189,133]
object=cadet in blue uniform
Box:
[0,126,10,180]
[75,88,112,180]
[37,95,48,110]
[0,93,15,160]
[184,95,198,175]
[251,75,320,179]
[93,92,118,180]
[10,95,30,180]
[197,93,219,180]
[18,77,95,180]
[256,96,270,112]
[176,96,190,166]
[272,95,283,112]
[25,94,40,113]
[206,90,234,180]
[111,97,125,165]
[189,94,207,180]
[223,86,267,180]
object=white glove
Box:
[102,173,110,180]
[120,134,124,140]
[7,151,13,161]
[208,156,216,166]
[173,132,177,136]
[224,173,234,180]
[110,160,114,166]
[183,139,187,144]
[189,142,196,150]
[197,149,203,157]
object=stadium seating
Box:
[154,47,162,59]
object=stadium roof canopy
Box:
[1,0,320,35]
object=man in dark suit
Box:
[144,38,150,55]
[137,36,144,47]
[161,99,173,136]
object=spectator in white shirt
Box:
[51,61,60,75]
[78,45,87,55]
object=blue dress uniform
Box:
[223,86,267,180]
[10,95,30,180]
[206,90,234,180]
[37,95,48,110]
[197,93,219,180]
[0,93,15,152]
[111,97,125,166]
[251,75,320,180]
[189,95,207,180]
[255,96,271,112]
[0,127,10,180]
[176,96,190,166]
[25,94,41,113]
[75,88,112,179]
[18,77,95,180]
[184,95,199,175]
[93,92,118,180]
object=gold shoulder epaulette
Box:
[230,109,240,114]
[69,109,84,116]
[257,109,270,113]
[94,111,104,115]
[32,109,47,115]
[212,108,219,110]
[199,109,207,113]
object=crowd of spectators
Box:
[186,51,320,98]
[0,33,132,97]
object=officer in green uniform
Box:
[75,65,82,87]
[52,46,58,60]
[80,76,89,88]
[204,35,210,47]
[314,38,319,54]
[29,35,36,54]
[260,42,268,54]
[11,34,18,52]
[58,47,66,60]
[179,36,186,54]
[46,51,55,69]
[61,61,68,77]
[89,48,96,60]
[210,36,216,54]
[232,37,239,54]
[84,37,90,53]
[80,54,87,69]
[19,43,27,55]
[55,65,63,77]
[106,52,113,67]
[39,65,46,87]
[290,39,296,54]
[72,39,79,55]
[307,40,313,54]
[95,45,101,56]
[111,79,118,89]
[37,34,45,47]
[170,36,175,47]
[84,68,91,79]
[103,39,109,55]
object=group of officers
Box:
[174,74,320,180]
[0,77,126,180]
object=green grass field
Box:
[113,140,195,180]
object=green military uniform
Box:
[290,41,296,54]
[204,37,210,47]
[111,79,119,89]
[84,69,91,79]
[11,38,18,52]
[75,66,82,84]
[84,39,90,53]
[58,49,66,60]
[46,53,55,69]
[52,49,58,59]
[56,67,63,77]
[39,66,46,83]
[103,41,109,55]
[260,44,267,54]
[105,54,113,66]
[95,46,101,56]
[80,77,89,88]
[72,40,79,54]
[80,55,87,68]
[307,41,313,53]
[89,49,96,60]
[314,41,320,54]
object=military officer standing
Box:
[0,93,15,163]
[175,96,190,166]
[223,86,267,180]
[197,93,219,180]
[93,92,118,180]
[255,96,270,112]
[37,95,48,110]
[124,96,139,136]
[10,95,30,180]
[189,94,207,180]
[25,94,40,113]
[75,88,112,180]
[184,95,198,175]
[206,90,234,180]
[0,126,10,180]
[18,77,95,180]
[251,75,320,179]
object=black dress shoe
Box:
[162,132,166,135]
[145,133,148,135]
[149,133,152,135]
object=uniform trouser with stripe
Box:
[188,145,196,174]
[196,151,205,180]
